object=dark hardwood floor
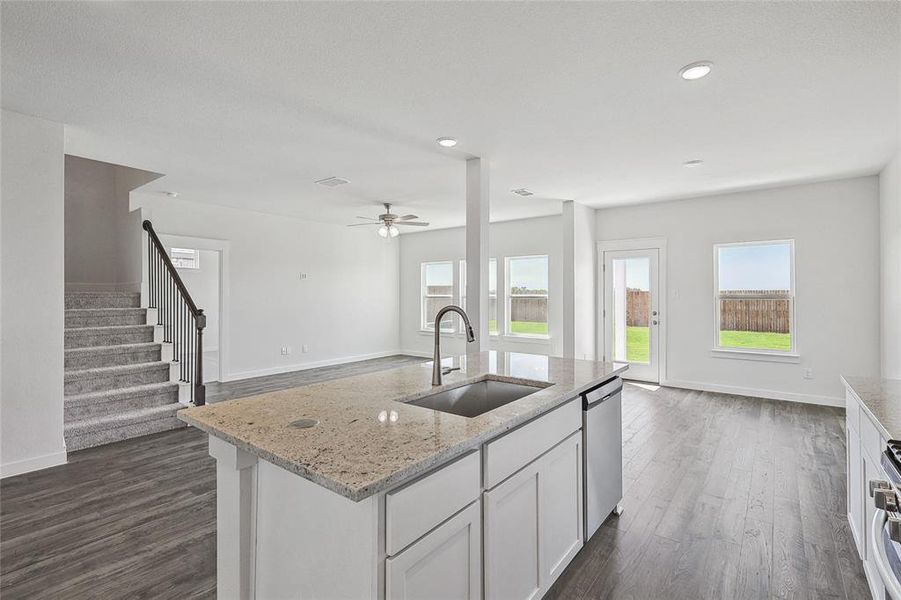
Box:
[546,384,869,600]
[1,376,868,600]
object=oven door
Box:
[871,506,901,599]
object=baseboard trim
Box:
[221,350,413,382]
[401,349,433,359]
[1,450,68,479]
[661,379,845,408]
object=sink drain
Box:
[289,418,319,429]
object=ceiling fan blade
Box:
[396,221,429,227]
[346,223,382,227]
[397,214,418,221]
[356,216,378,221]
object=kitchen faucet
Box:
[432,305,476,386]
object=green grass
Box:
[510,321,549,336]
[626,326,649,363]
[720,330,791,351]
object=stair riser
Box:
[65,416,185,452]
[65,294,141,310]
[65,366,170,395]
[65,347,161,370]
[65,312,147,327]
[65,328,154,349]
[65,389,179,420]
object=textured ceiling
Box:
[2,1,898,229]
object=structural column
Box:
[466,157,490,350]
[562,200,597,360]
[209,436,258,600]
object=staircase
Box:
[64,291,184,452]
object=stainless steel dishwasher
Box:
[582,376,623,541]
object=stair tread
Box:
[65,402,184,434]
[65,291,140,296]
[65,361,170,381]
[65,381,179,403]
[65,342,161,355]
[66,324,153,332]
[65,307,147,313]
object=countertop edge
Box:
[841,375,894,441]
[179,364,628,502]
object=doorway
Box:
[158,234,228,383]
[599,240,666,383]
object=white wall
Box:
[1,110,67,477]
[399,215,564,358]
[64,156,159,291]
[596,177,882,405]
[135,195,400,380]
[881,155,901,378]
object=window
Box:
[170,247,199,269]
[459,259,498,335]
[715,240,795,354]
[421,262,454,332]
[506,255,549,337]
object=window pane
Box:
[170,247,198,269]
[717,242,792,351]
[460,259,498,334]
[423,262,453,331]
[508,256,548,336]
[610,257,650,363]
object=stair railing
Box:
[143,220,206,406]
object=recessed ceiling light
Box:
[511,188,534,197]
[683,159,704,168]
[163,191,179,198]
[315,176,350,187]
[436,137,457,148]
[679,61,713,81]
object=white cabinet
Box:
[847,422,864,559]
[386,501,482,600]
[484,432,583,600]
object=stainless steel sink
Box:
[405,379,544,418]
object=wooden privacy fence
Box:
[718,290,791,334]
[626,289,791,333]
[510,296,548,323]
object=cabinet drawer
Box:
[860,410,885,465]
[484,398,580,490]
[846,390,860,434]
[386,451,480,555]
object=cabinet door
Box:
[484,461,542,600]
[540,432,584,587]
[386,501,482,600]
[847,424,864,559]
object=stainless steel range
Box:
[869,441,901,599]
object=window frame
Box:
[505,254,550,339]
[712,239,797,358]
[459,258,499,336]
[420,261,455,333]
[170,247,200,270]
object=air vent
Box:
[511,188,534,197]
[315,176,350,187]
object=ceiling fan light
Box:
[378,225,389,238]
[388,225,400,238]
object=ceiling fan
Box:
[347,203,429,238]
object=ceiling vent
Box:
[511,188,534,197]
[315,176,350,187]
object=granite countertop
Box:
[842,375,901,440]
[179,351,628,501]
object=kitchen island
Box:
[179,351,628,600]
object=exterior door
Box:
[603,249,660,383]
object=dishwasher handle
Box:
[583,377,623,408]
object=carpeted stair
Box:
[64,292,184,452]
